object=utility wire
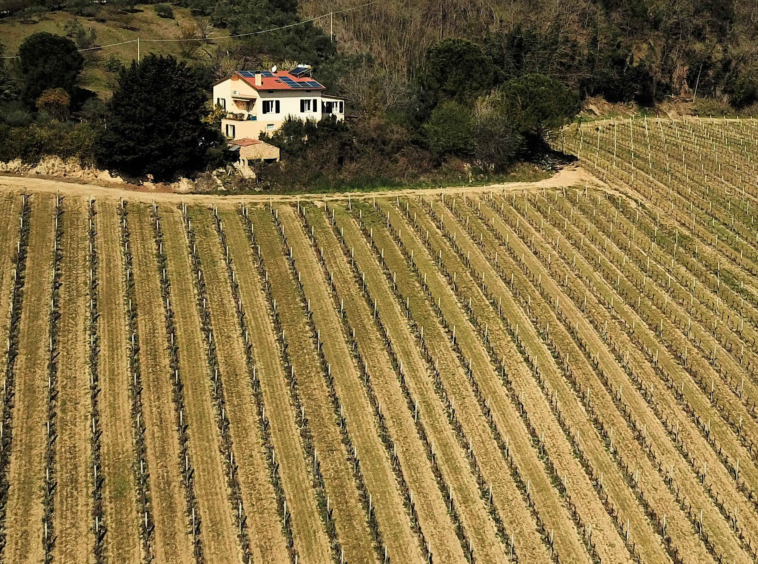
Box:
[144,1,378,42]
[1,0,377,57]
[79,38,139,51]
[142,14,329,42]
[1,38,139,58]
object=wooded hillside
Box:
[300,0,758,106]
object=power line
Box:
[1,38,140,58]
[143,1,378,42]
[80,38,139,51]
[1,0,377,58]
[142,14,329,43]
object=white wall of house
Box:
[213,76,258,112]
[257,90,324,122]
[213,74,344,141]
[321,95,346,118]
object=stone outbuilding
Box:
[229,138,280,177]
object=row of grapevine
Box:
[42,194,64,561]
[86,199,106,561]
[283,203,390,562]
[433,193,700,562]
[577,193,758,452]
[0,194,31,556]
[345,201,525,563]
[297,203,444,563]
[399,197,641,563]
[235,206,303,563]
[457,194,749,562]
[116,201,153,559]
[150,206,204,561]
[389,201,582,557]
[251,207,343,563]
[325,205,469,564]
[522,191,758,515]
[331,202,492,562]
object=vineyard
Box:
[1,117,758,563]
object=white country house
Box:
[213,66,345,143]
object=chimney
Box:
[255,72,262,87]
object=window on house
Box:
[300,99,311,112]
[339,101,344,113]
[225,124,235,138]
[216,97,226,110]
[313,99,317,112]
[267,124,275,131]
[262,100,280,114]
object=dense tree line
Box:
[3,0,755,107]
[297,0,758,108]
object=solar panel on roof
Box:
[290,67,311,77]
[238,71,254,77]
[304,81,322,88]
[280,77,299,87]
[260,71,274,77]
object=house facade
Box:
[213,67,345,142]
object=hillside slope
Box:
[1,5,228,96]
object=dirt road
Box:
[0,166,606,203]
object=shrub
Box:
[104,54,125,74]
[155,4,175,19]
[472,97,522,170]
[178,23,201,58]
[18,33,84,109]
[0,45,18,104]
[420,39,494,102]
[68,0,101,16]
[80,98,107,122]
[36,88,71,121]
[3,109,33,128]
[693,97,732,117]
[256,115,441,192]
[0,122,99,165]
[730,74,758,109]
[493,73,580,151]
[423,101,475,158]
[63,18,97,49]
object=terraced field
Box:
[1,117,758,563]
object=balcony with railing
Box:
[225,112,257,121]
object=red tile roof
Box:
[233,70,326,92]
[229,138,262,147]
